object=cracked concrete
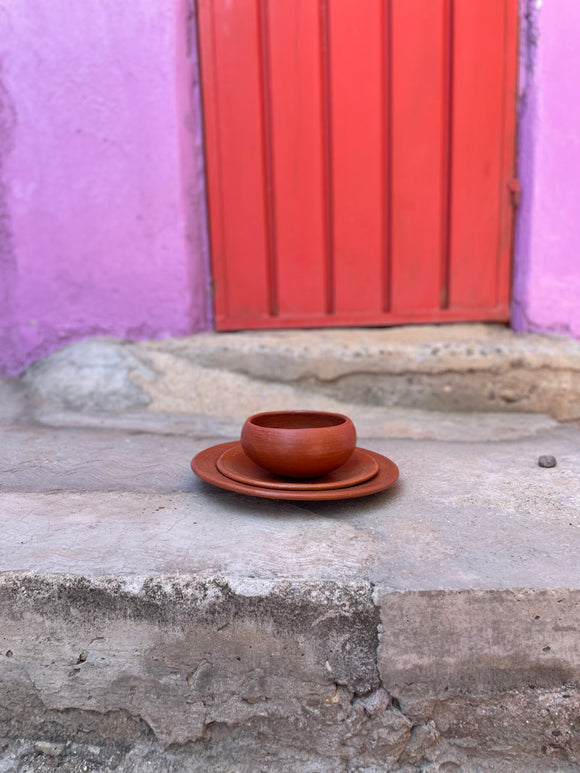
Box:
[1,326,580,770]
[0,574,578,771]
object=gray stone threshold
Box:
[1,324,579,770]
[13,323,580,421]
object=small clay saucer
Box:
[191,442,399,501]
[217,444,379,491]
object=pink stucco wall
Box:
[0,0,211,375]
[512,0,580,338]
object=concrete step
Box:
[0,406,579,771]
[14,323,580,424]
[2,325,579,769]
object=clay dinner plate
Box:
[191,442,399,501]
[217,445,379,491]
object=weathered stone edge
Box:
[17,331,580,420]
[0,573,578,770]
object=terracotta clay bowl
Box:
[240,410,356,479]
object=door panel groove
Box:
[382,0,393,313]
[257,0,278,317]
[441,0,454,311]
[319,0,335,315]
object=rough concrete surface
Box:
[1,327,580,771]
[20,324,580,421]
[1,425,580,588]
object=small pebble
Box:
[35,741,65,757]
[538,455,557,468]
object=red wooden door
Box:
[197,0,518,330]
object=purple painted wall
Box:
[0,0,211,376]
[513,0,580,338]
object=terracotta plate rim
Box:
[216,445,379,491]
[191,442,399,501]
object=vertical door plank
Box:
[198,0,271,326]
[267,1,327,317]
[390,0,446,312]
[329,0,385,316]
[448,0,506,309]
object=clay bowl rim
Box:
[244,410,353,432]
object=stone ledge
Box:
[15,324,580,421]
[0,574,578,772]
[150,324,580,380]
